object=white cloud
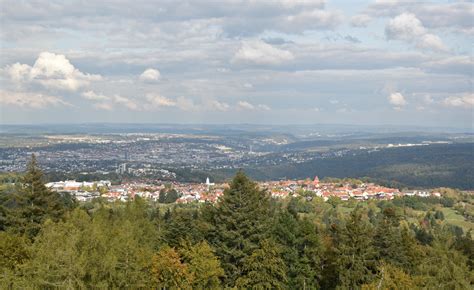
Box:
[4,52,101,91]
[175,96,197,111]
[388,92,407,108]
[237,101,271,111]
[146,94,176,107]
[351,14,372,27]
[386,13,426,40]
[257,104,271,111]
[0,90,69,108]
[82,90,110,101]
[367,1,473,35]
[442,94,474,109]
[237,100,255,110]
[233,40,294,65]
[385,13,447,51]
[5,63,31,83]
[93,102,114,111]
[113,95,139,110]
[284,9,343,32]
[207,99,230,112]
[81,90,139,111]
[418,34,446,52]
[139,68,161,82]
[422,94,433,104]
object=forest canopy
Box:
[0,156,473,288]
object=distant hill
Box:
[210,143,474,190]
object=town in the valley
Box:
[46,176,443,203]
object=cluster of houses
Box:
[45,180,111,201]
[45,176,442,203]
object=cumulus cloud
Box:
[5,63,31,83]
[82,90,110,101]
[284,9,343,32]
[82,90,139,111]
[139,68,161,82]
[112,95,140,110]
[367,1,473,35]
[237,100,255,110]
[233,40,294,65]
[388,92,407,109]
[207,99,230,112]
[5,52,102,91]
[385,13,447,51]
[442,94,474,109]
[418,34,446,52]
[0,90,69,108]
[237,101,271,111]
[145,94,177,108]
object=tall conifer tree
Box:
[205,171,272,286]
[9,154,66,237]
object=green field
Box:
[441,208,474,232]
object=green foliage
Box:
[0,232,30,287]
[158,188,180,204]
[179,240,225,288]
[272,211,323,289]
[362,263,418,289]
[235,239,287,289]
[213,143,474,189]
[0,166,473,289]
[205,171,272,286]
[417,235,472,289]
[2,154,69,238]
[163,207,207,247]
[330,209,378,289]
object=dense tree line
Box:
[0,155,473,288]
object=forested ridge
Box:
[212,143,474,190]
[0,156,473,288]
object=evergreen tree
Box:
[332,209,378,288]
[417,233,472,288]
[164,207,206,247]
[293,218,323,289]
[272,210,300,287]
[235,239,287,289]
[8,154,67,237]
[205,171,272,286]
[373,207,420,271]
[179,240,225,288]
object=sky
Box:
[0,0,472,128]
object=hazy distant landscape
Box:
[1,123,472,189]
